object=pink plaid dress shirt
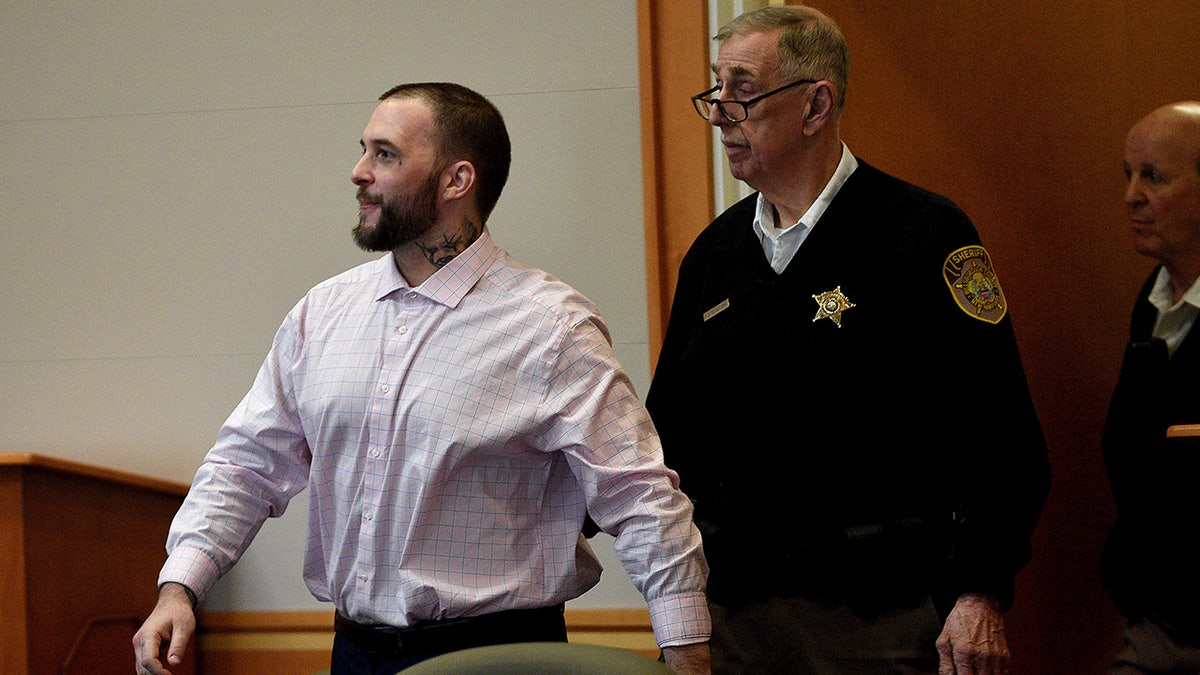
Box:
[159,230,710,647]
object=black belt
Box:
[334,604,567,655]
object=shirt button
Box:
[370,448,381,458]
[364,511,374,521]
[380,384,390,393]
[398,326,409,334]
[358,573,368,582]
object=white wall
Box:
[1,0,648,611]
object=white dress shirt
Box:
[1149,266,1200,357]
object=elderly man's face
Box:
[709,29,813,192]
[1123,107,1200,271]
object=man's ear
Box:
[442,160,476,204]
[803,82,837,135]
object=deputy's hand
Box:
[661,641,711,674]
[132,583,196,675]
[936,593,1010,675]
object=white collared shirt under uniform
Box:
[752,142,859,273]
[1148,266,1200,358]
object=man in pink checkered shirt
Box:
[133,82,710,675]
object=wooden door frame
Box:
[637,0,713,365]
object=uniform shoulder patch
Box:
[942,245,1007,324]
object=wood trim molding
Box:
[195,608,657,674]
[199,610,334,633]
[197,607,652,633]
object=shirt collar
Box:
[374,229,498,308]
[753,142,858,237]
[1149,265,1200,314]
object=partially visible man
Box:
[1103,100,1200,673]
[132,82,710,675]
[645,6,1050,674]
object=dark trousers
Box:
[331,631,429,674]
[1112,616,1200,674]
[709,595,941,674]
[330,605,567,675]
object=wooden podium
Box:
[0,453,195,675]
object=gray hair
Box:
[717,5,849,110]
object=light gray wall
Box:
[1,0,648,610]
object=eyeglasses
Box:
[691,79,818,123]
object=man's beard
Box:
[353,171,441,252]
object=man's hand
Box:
[936,593,1011,675]
[132,583,196,675]
[661,641,711,674]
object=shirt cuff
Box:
[647,591,711,647]
[158,544,222,603]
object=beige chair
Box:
[399,642,673,674]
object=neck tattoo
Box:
[418,218,480,268]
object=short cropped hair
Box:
[379,82,512,222]
[716,6,849,110]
